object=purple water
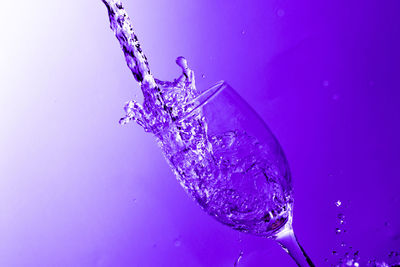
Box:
[163,127,292,236]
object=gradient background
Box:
[1,0,399,266]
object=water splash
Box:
[102,0,292,238]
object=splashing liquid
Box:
[102,0,291,237]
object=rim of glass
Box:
[176,80,226,123]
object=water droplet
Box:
[323,80,329,87]
[354,262,359,267]
[174,238,182,247]
[338,213,345,224]
[176,56,188,70]
[341,242,346,247]
[332,93,340,101]
[132,198,137,203]
[335,200,342,207]
[119,117,129,125]
[234,250,244,267]
[277,9,285,17]
[202,74,206,78]
[336,228,342,234]
[241,30,246,35]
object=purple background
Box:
[1,0,399,266]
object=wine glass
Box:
[156,81,315,267]
[99,1,313,265]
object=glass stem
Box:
[274,226,315,267]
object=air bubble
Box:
[277,9,285,17]
[174,238,181,247]
[332,93,340,101]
